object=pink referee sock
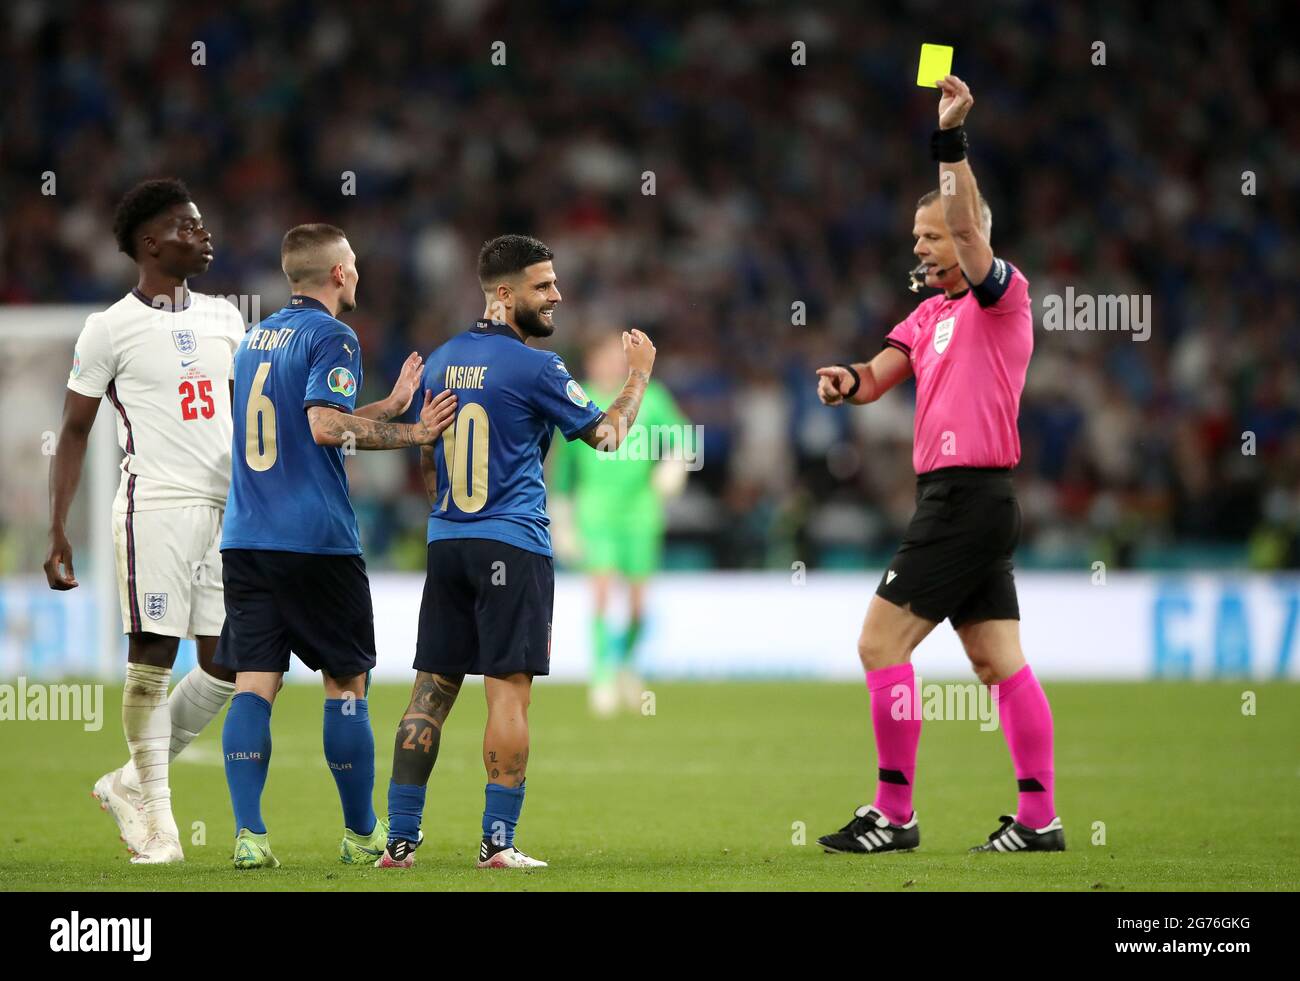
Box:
[994,664,1057,829]
[867,662,922,825]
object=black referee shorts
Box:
[875,467,1022,627]
[413,538,554,678]
[215,549,378,679]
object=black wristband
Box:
[837,363,861,399]
[931,126,968,163]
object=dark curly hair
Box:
[112,179,192,259]
[477,234,554,287]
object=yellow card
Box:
[916,43,953,87]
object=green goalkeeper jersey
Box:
[550,379,688,528]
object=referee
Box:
[814,76,1063,855]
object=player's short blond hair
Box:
[916,189,993,241]
[281,223,348,287]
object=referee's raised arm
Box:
[933,74,993,286]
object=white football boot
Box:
[476,840,548,869]
[91,767,147,855]
[130,831,185,864]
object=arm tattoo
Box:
[608,369,649,424]
[583,369,649,450]
[391,673,463,786]
[353,400,395,423]
[309,406,417,449]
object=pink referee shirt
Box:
[884,258,1033,475]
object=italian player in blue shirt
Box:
[376,235,658,869]
[216,223,457,869]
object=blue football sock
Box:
[482,781,526,847]
[387,781,427,844]
[323,697,376,835]
[222,691,272,835]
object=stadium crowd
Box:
[3,0,1297,570]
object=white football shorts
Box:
[112,504,225,638]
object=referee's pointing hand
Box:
[816,365,853,406]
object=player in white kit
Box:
[45,179,248,864]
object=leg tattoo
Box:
[391,673,462,786]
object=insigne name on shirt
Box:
[445,365,489,389]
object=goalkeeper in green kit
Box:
[550,333,691,715]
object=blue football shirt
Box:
[222,295,364,555]
[423,320,604,556]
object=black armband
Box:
[931,126,968,163]
[837,363,861,399]
[972,257,1014,308]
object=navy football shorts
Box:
[215,549,377,679]
[414,538,553,677]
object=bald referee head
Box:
[911,188,993,294]
[813,75,1063,859]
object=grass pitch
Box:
[1,680,1297,891]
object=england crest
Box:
[933,316,955,355]
[172,330,197,354]
[144,593,168,621]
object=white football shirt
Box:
[67,290,247,512]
